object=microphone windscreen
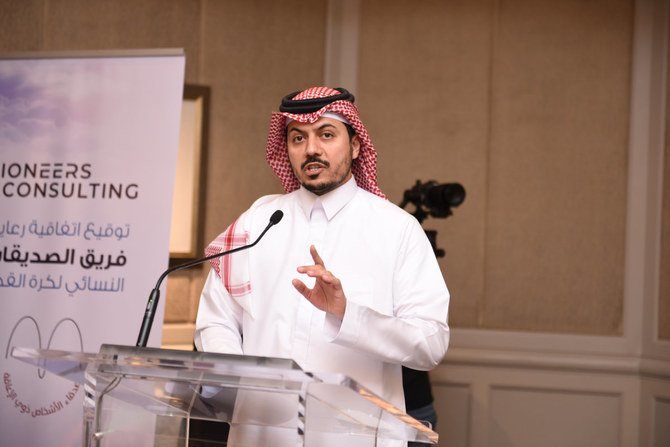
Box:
[270,210,284,225]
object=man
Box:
[195,86,450,445]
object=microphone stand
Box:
[136,210,283,347]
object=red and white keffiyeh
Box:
[205,217,252,297]
[265,86,385,199]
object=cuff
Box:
[323,299,362,345]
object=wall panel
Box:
[358,0,634,335]
[489,387,620,447]
[483,0,632,334]
[653,397,670,447]
[432,383,471,447]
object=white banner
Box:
[0,51,185,445]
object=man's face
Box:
[286,117,360,195]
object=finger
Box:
[292,278,310,297]
[299,269,339,288]
[320,272,339,285]
[296,265,326,276]
[297,263,339,281]
[305,269,334,281]
[294,268,337,291]
[310,245,325,267]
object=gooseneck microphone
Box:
[136,210,284,347]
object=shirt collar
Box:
[296,176,358,221]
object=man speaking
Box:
[195,86,450,445]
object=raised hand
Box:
[292,245,347,320]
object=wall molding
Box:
[626,0,669,358]
[450,326,670,358]
[442,344,670,380]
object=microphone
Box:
[136,210,284,347]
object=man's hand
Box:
[292,245,347,320]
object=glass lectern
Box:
[13,344,438,446]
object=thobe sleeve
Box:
[324,217,450,370]
[194,269,245,355]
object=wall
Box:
[358,0,631,334]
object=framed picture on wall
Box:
[169,84,210,262]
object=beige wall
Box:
[1,0,665,339]
[359,0,632,335]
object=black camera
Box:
[399,180,465,258]
[400,180,465,222]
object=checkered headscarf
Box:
[265,86,385,198]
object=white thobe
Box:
[195,177,450,445]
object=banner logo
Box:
[3,316,83,418]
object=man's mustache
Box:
[301,156,330,170]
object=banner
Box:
[0,50,185,445]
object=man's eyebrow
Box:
[287,126,304,134]
[317,123,337,131]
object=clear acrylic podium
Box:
[12,344,438,446]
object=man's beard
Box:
[303,178,340,195]
[302,167,351,194]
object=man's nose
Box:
[305,137,322,156]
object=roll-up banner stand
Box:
[0,49,185,445]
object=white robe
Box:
[195,177,450,446]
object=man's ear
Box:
[351,135,361,160]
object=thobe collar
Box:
[296,176,358,221]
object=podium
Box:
[12,344,438,446]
